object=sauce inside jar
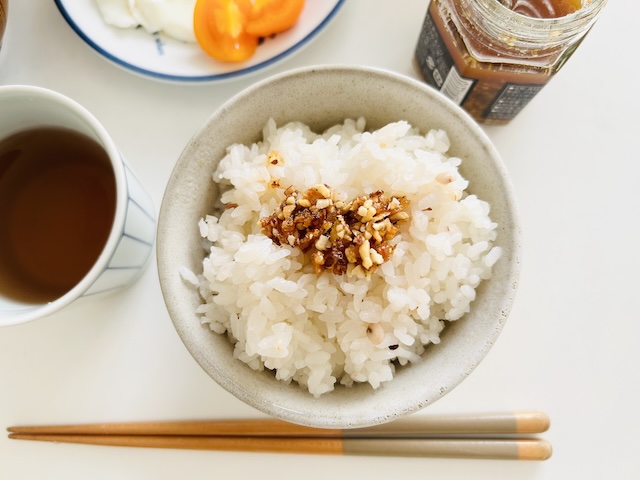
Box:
[504,0,582,18]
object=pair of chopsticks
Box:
[7,411,552,460]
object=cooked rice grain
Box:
[191,118,501,396]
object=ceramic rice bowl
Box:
[156,65,521,429]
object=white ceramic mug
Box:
[0,85,156,326]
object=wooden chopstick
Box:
[6,412,552,460]
[7,411,550,437]
[7,434,552,460]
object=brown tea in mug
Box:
[0,127,116,303]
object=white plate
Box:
[54,0,346,83]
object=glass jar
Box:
[0,0,7,48]
[414,0,608,124]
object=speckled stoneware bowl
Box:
[157,65,521,429]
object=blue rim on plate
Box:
[54,0,347,83]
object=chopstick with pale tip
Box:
[7,411,552,461]
[6,434,552,460]
[7,411,550,437]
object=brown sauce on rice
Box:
[259,180,410,278]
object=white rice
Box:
[190,118,501,397]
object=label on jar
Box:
[483,83,545,120]
[414,5,548,124]
[415,7,476,105]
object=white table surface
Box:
[1,1,638,478]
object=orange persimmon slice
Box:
[245,0,305,37]
[193,0,258,63]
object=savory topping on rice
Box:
[190,118,502,397]
[259,183,410,277]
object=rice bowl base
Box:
[157,65,521,428]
